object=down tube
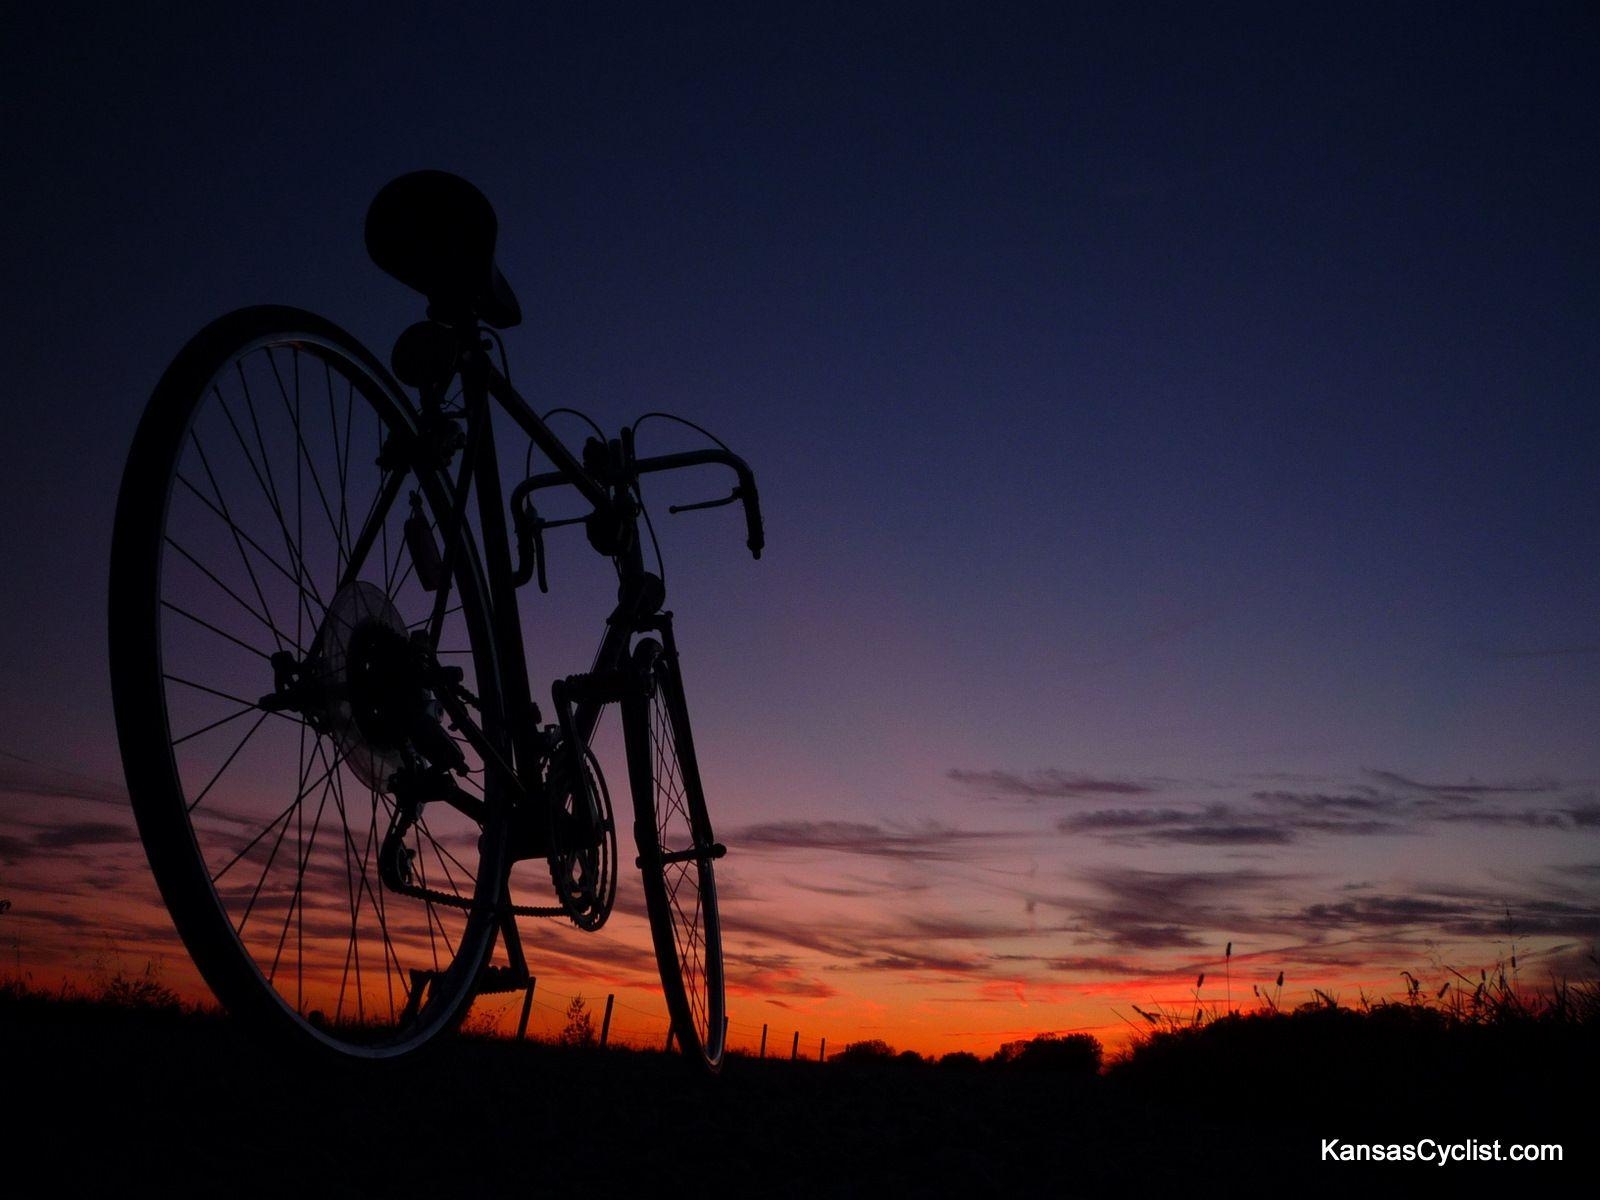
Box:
[571,621,634,745]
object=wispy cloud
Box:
[0,750,126,807]
[726,902,1041,986]
[778,875,931,898]
[1015,867,1299,951]
[948,769,1154,799]
[1057,804,1302,846]
[1057,799,1408,846]
[29,823,140,851]
[989,766,1600,848]
[1551,862,1600,879]
[1039,955,1165,977]
[1362,769,1559,798]
[1294,889,1600,942]
[1431,808,1573,829]
[732,820,1015,861]
[1251,789,1404,814]
[727,962,839,1001]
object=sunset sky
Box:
[2,4,1596,1057]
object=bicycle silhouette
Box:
[109,172,762,1068]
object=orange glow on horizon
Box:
[2,759,1577,1065]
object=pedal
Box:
[474,964,530,995]
[553,669,633,706]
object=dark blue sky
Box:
[3,3,1597,1044]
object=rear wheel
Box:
[109,306,507,1058]
[623,635,726,1071]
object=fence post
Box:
[759,1023,767,1058]
[665,1025,676,1053]
[820,1037,826,1062]
[600,994,615,1048]
[791,1031,799,1061]
[516,977,538,1040]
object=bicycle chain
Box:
[384,678,588,921]
[387,877,573,920]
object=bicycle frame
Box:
[345,323,756,835]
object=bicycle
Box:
[108,171,763,1068]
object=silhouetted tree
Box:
[938,1051,982,1071]
[834,1038,897,1062]
[993,1032,1102,1074]
[560,993,596,1047]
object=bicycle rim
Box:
[109,306,507,1058]
[626,637,725,1070]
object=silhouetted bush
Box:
[97,963,182,1011]
[559,994,596,1048]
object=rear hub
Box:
[308,581,419,789]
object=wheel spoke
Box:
[185,710,271,814]
[341,463,406,598]
[164,536,301,654]
[171,703,257,747]
[224,374,323,614]
[198,393,328,634]
[123,318,501,1056]
[175,468,324,619]
[240,739,323,941]
[161,598,273,661]
[210,747,347,886]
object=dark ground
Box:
[2,999,1586,1196]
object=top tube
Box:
[475,351,612,514]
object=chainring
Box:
[546,740,618,930]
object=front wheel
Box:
[623,635,726,1071]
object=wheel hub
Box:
[307,581,419,789]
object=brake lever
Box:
[531,517,549,593]
[513,500,584,593]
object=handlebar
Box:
[509,443,764,560]
[633,447,764,559]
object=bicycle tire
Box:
[109,305,509,1058]
[623,635,726,1071]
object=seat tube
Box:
[460,347,541,775]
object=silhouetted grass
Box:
[0,963,194,1017]
[1106,958,1599,1144]
[0,988,1218,1195]
[2,965,1586,1189]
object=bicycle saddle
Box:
[365,171,522,329]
